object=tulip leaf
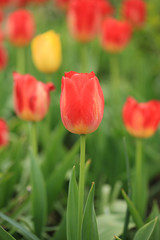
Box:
[82,183,99,240]
[30,150,47,238]
[133,218,158,240]
[0,225,16,240]
[67,166,78,240]
[0,212,40,240]
[122,189,143,228]
[47,141,79,210]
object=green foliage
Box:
[66,167,78,240]
[30,150,47,237]
[133,218,157,240]
[82,183,99,240]
[0,225,16,240]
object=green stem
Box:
[17,47,25,74]
[77,135,86,240]
[81,44,88,73]
[135,138,142,215]
[29,122,37,158]
[122,137,132,240]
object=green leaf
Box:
[67,166,78,240]
[148,202,160,240]
[30,151,47,237]
[82,183,99,240]
[133,218,158,240]
[0,225,16,240]
[0,212,40,240]
[122,189,143,228]
[47,141,79,210]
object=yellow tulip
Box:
[31,30,62,73]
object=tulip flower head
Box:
[101,17,132,53]
[0,0,11,8]
[15,0,31,7]
[123,97,160,138]
[60,71,104,134]
[94,0,114,18]
[31,30,62,74]
[13,73,55,121]
[6,9,35,47]
[67,0,102,42]
[0,119,9,147]
[122,0,146,28]
[0,46,8,71]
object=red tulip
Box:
[0,11,3,23]
[0,119,9,147]
[123,97,160,138]
[60,71,104,134]
[6,9,35,47]
[0,46,8,71]
[94,0,114,18]
[67,0,102,42]
[13,73,55,121]
[0,0,11,8]
[122,0,146,28]
[101,17,132,52]
[15,0,31,7]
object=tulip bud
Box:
[122,97,160,138]
[60,71,104,134]
[0,45,8,71]
[0,119,9,147]
[101,17,132,53]
[13,72,55,121]
[31,30,62,74]
[6,9,35,47]
[67,0,102,43]
[122,0,146,28]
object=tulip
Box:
[101,17,132,53]
[0,46,8,71]
[122,0,146,28]
[0,119,9,147]
[15,0,31,7]
[0,11,3,23]
[13,72,55,121]
[60,71,104,134]
[0,0,11,8]
[122,97,160,138]
[94,0,114,18]
[67,0,103,43]
[6,9,35,47]
[31,30,62,74]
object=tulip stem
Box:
[81,44,88,73]
[29,122,37,157]
[135,138,143,216]
[17,47,25,74]
[78,134,86,240]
